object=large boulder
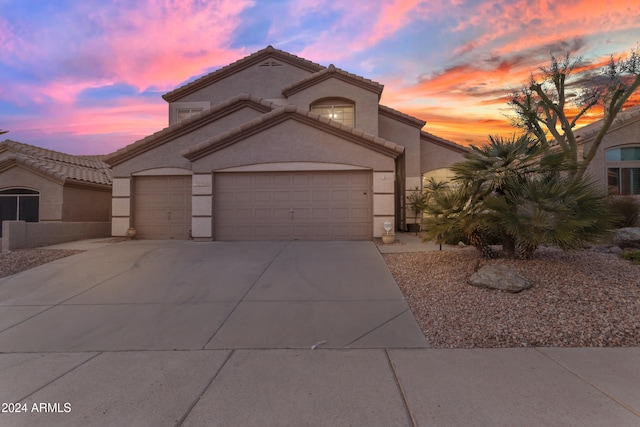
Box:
[469,264,533,293]
[613,227,640,249]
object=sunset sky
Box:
[1,0,639,155]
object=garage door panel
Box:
[214,171,372,240]
[351,190,369,201]
[273,191,290,202]
[332,190,349,201]
[292,175,310,186]
[255,192,271,202]
[292,191,309,202]
[351,208,370,220]
[272,208,291,221]
[235,192,252,203]
[312,208,331,220]
[134,176,192,239]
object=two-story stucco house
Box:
[105,46,468,241]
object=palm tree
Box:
[450,134,544,256]
[422,183,499,259]
[423,133,613,259]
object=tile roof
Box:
[574,105,640,141]
[0,140,112,187]
[379,105,426,128]
[105,94,277,166]
[162,46,325,103]
[181,105,404,161]
[282,64,384,98]
[420,131,469,154]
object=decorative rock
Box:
[613,227,640,249]
[469,264,533,293]
[610,246,623,254]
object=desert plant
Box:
[422,134,613,259]
[620,249,640,265]
[608,196,640,228]
[406,187,427,231]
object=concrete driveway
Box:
[0,240,428,352]
[1,240,638,426]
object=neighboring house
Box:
[0,140,112,250]
[579,105,640,196]
[105,46,468,241]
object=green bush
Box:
[620,249,640,265]
[608,196,639,228]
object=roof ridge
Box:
[379,104,426,128]
[282,63,384,98]
[420,130,469,153]
[162,46,325,102]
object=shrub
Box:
[608,196,640,228]
[620,249,640,265]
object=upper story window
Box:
[176,108,204,122]
[310,98,355,127]
[606,146,640,195]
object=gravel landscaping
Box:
[0,249,84,279]
[384,246,640,348]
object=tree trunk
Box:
[468,229,499,259]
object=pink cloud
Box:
[296,0,436,63]
[80,0,255,90]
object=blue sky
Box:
[1,0,638,154]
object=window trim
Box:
[310,97,355,127]
[605,145,640,195]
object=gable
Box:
[105,94,275,169]
[182,106,403,164]
[163,46,324,104]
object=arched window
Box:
[310,98,355,127]
[605,147,640,195]
[0,189,39,236]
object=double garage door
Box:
[133,171,372,240]
[215,171,372,240]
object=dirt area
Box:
[384,246,640,348]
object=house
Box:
[0,140,112,250]
[105,46,468,241]
[579,105,640,196]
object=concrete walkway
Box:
[0,238,638,426]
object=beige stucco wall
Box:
[583,119,640,193]
[0,166,63,221]
[190,119,395,173]
[62,185,111,222]
[112,106,265,177]
[420,139,468,175]
[378,115,421,176]
[285,78,380,136]
[176,63,313,105]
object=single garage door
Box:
[215,171,372,240]
[133,176,192,239]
